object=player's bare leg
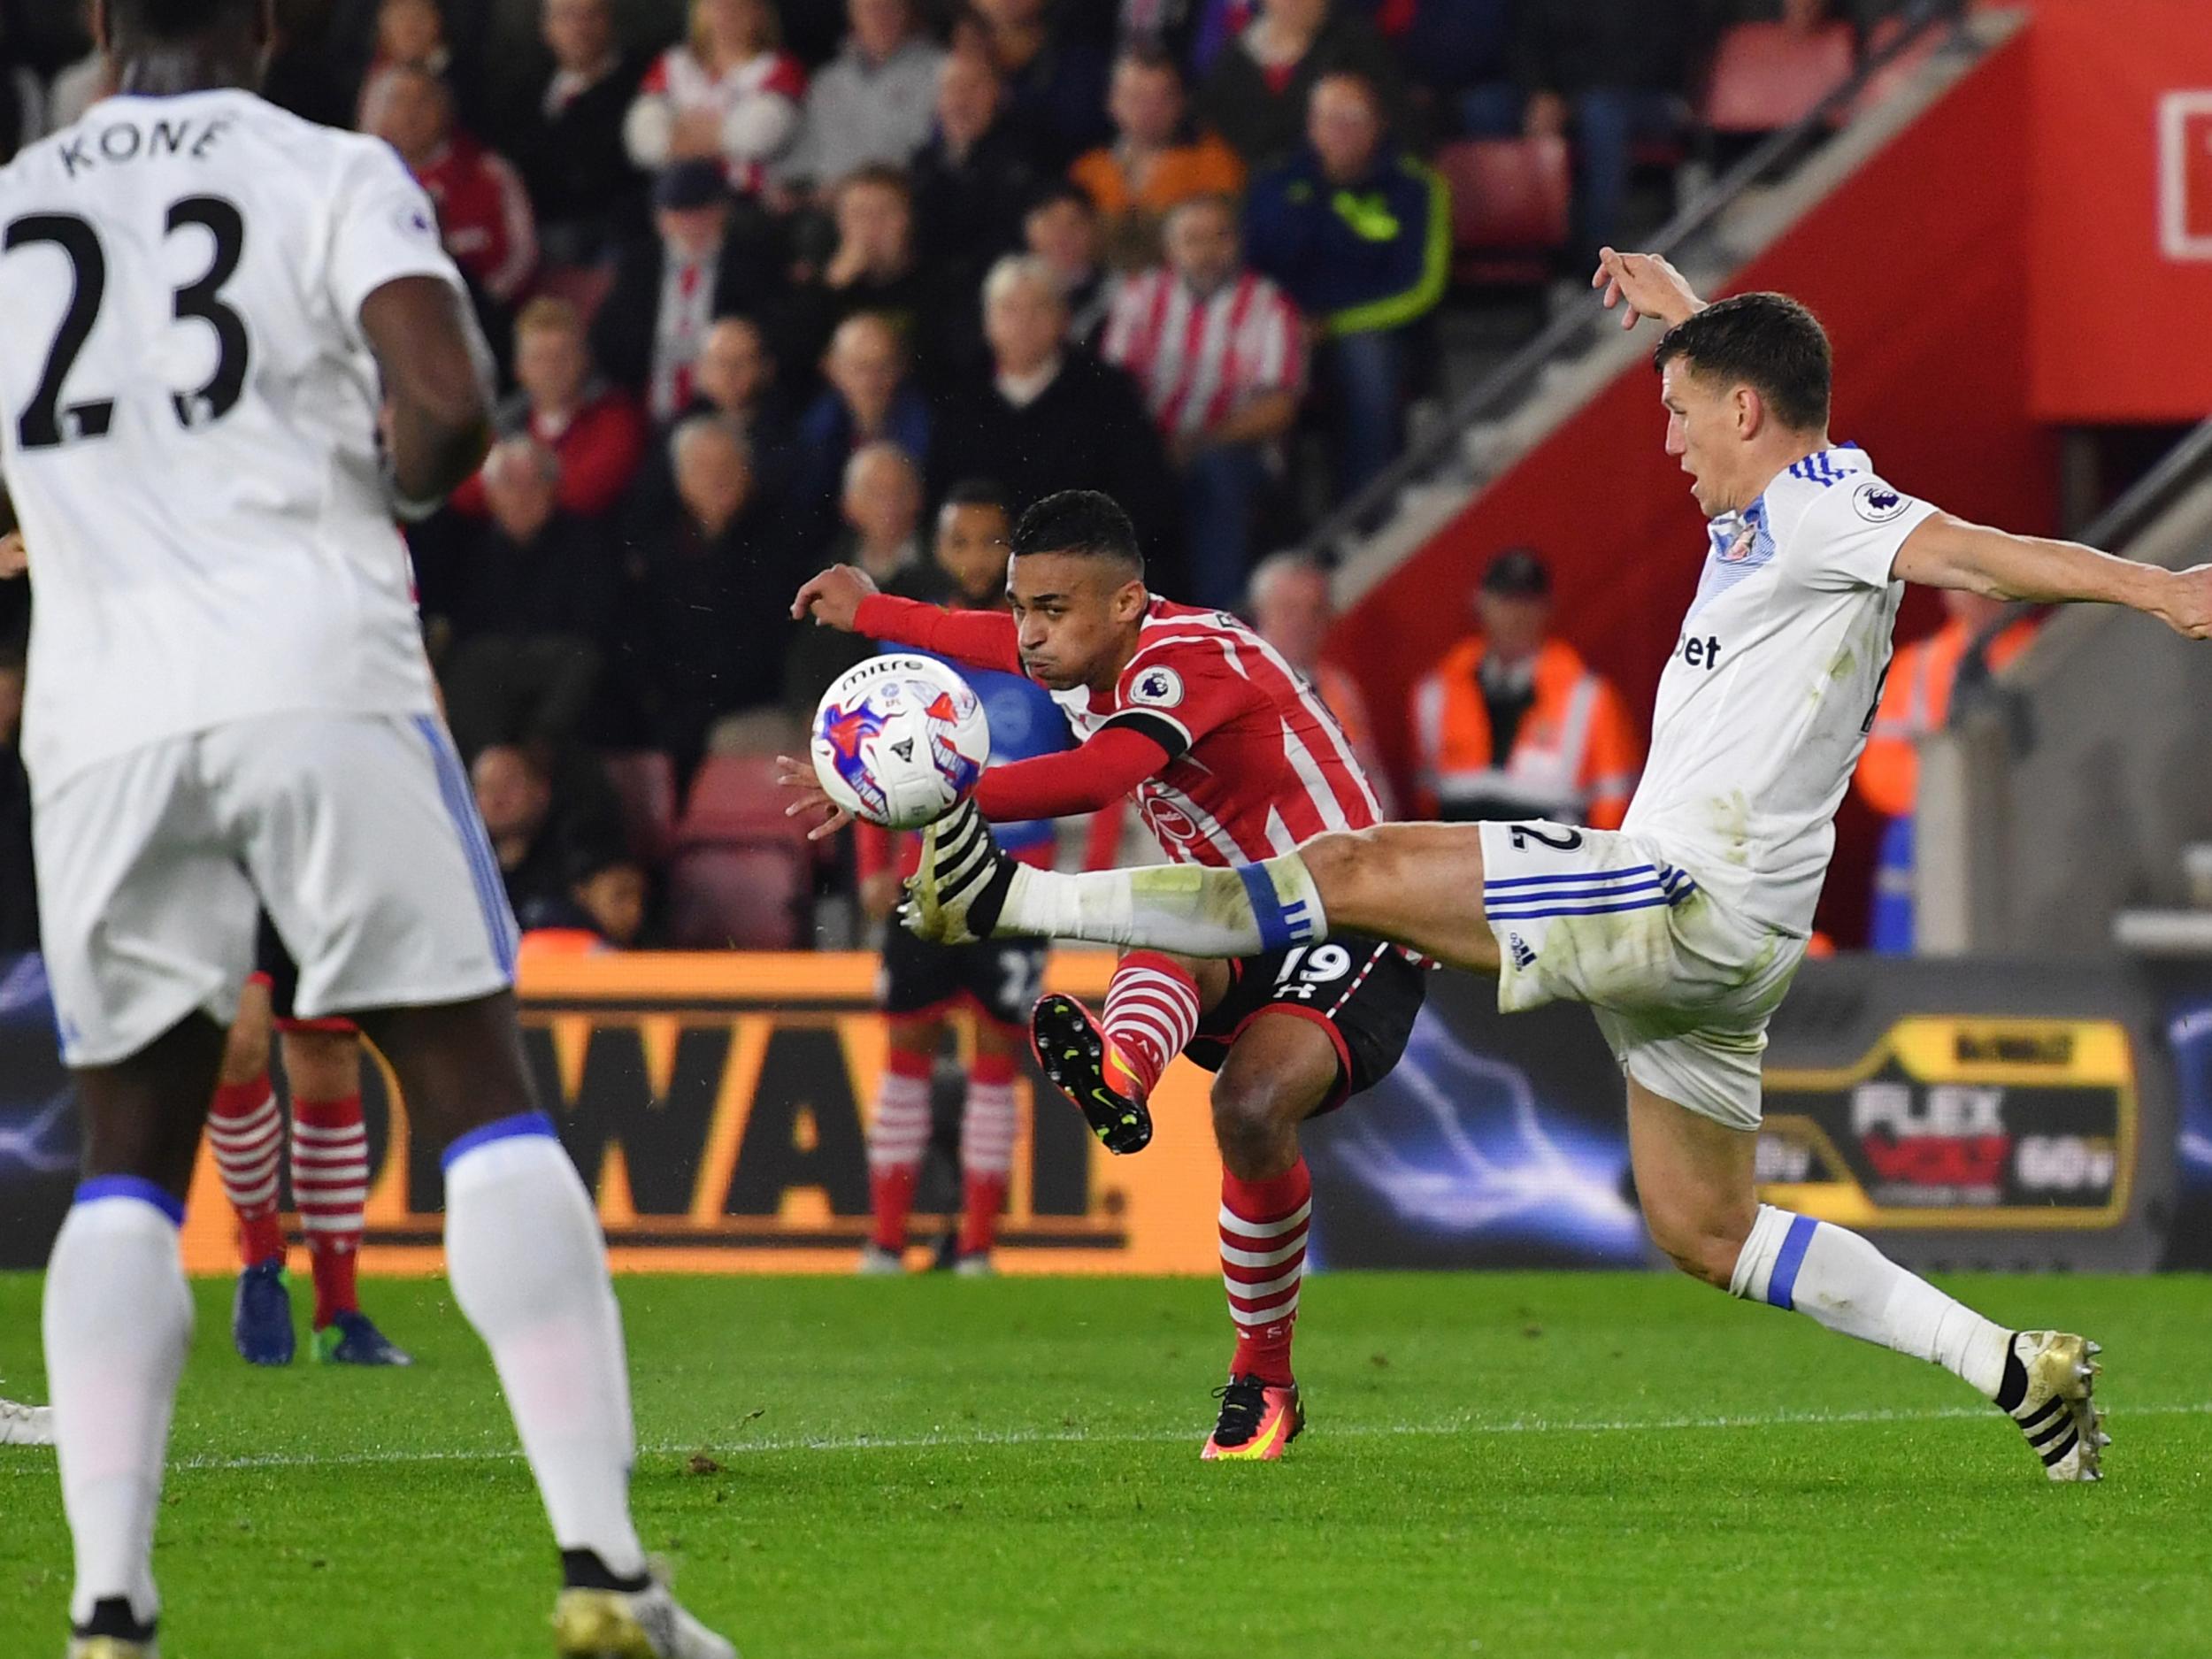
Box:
[1032,952,1222,1155]
[953,1016,1025,1273]
[282,1028,409,1365]
[862,1011,946,1272]
[1629,1079,2106,1481]
[1197,1012,1337,1461]
[208,977,296,1364]
[350,992,734,1656]
[46,1011,227,1655]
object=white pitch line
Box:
[2,1401,2204,1477]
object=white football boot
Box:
[553,1563,736,1659]
[2004,1331,2107,1482]
[904,802,1015,947]
[0,1395,53,1446]
[855,1243,905,1276]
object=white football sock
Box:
[442,1115,646,1579]
[999,854,1326,956]
[1730,1203,2011,1397]
[43,1179,194,1630]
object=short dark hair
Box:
[109,0,262,43]
[1116,38,1183,81]
[943,478,1012,516]
[1652,292,1832,433]
[1026,178,1097,221]
[1010,490,1144,573]
[836,163,912,208]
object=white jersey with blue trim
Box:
[1621,445,1938,936]
[0,88,455,801]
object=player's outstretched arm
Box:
[1893,515,2212,640]
[361,276,494,514]
[1592,248,1709,332]
[792,565,1024,672]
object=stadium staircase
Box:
[1313,2,2037,943]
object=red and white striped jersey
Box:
[1101,267,1303,439]
[634,46,806,196]
[1054,600,1382,865]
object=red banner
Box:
[2028,0,2212,421]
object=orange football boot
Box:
[1032,993,1154,1154]
[1201,1375,1304,1461]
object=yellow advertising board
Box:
[1756,1018,2136,1228]
[178,951,1226,1277]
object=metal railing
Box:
[1300,0,1974,565]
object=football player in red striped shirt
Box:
[789,490,1425,1459]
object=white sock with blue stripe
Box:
[1000,854,1328,956]
[443,1113,646,1581]
[1729,1203,2010,1398]
[43,1178,194,1633]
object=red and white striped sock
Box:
[867,1049,933,1253]
[1220,1159,1311,1386]
[207,1073,285,1268]
[290,1095,367,1329]
[958,1050,1018,1256]
[1101,951,1202,1100]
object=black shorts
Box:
[879,922,1048,1030]
[248,914,358,1036]
[1182,935,1427,1114]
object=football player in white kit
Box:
[909,250,2212,1483]
[0,4,733,1655]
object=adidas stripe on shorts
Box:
[1475,819,1807,1132]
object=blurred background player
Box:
[1407,547,1642,828]
[207,924,411,1367]
[1245,549,1392,816]
[851,480,1083,1275]
[787,491,1424,1459]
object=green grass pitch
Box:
[2,1271,2208,1658]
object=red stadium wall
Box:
[2027,0,2212,422]
[1327,30,2055,943]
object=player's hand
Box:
[775,753,854,841]
[790,564,879,631]
[0,531,26,580]
[1591,248,1706,332]
[2154,563,2212,641]
[859,870,902,920]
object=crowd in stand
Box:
[0,0,1929,952]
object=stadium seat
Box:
[677,752,803,845]
[601,749,678,864]
[533,262,616,324]
[1434,136,1571,288]
[1701,22,1858,135]
[665,842,812,949]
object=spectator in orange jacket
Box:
[1409,548,1640,828]
[1070,41,1245,267]
[1853,588,2038,951]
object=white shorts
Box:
[34,711,518,1068]
[1477,819,1806,1132]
